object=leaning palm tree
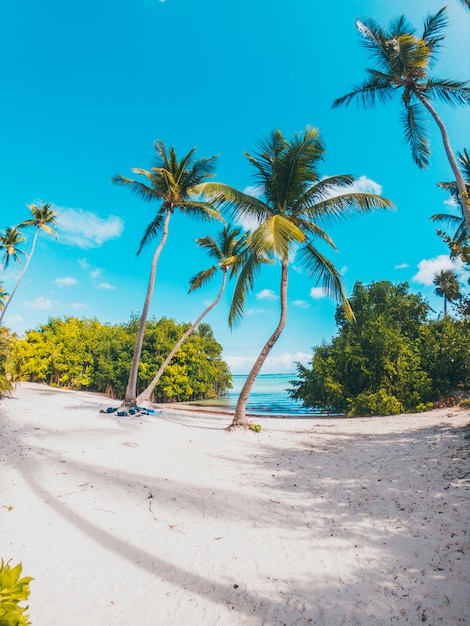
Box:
[433,268,461,315]
[332,7,470,231]
[0,226,27,276]
[112,140,221,407]
[0,203,58,324]
[431,148,470,253]
[135,224,270,406]
[200,126,393,427]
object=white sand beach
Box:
[1,382,469,625]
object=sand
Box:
[0,382,469,625]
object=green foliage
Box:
[291,281,470,416]
[0,328,17,396]
[15,315,231,402]
[0,560,33,626]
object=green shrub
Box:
[348,388,404,417]
[0,560,33,626]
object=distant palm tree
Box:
[0,226,27,276]
[433,269,461,315]
[112,140,221,407]
[457,0,470,10]
[432,149,470,253]
[201,126,393,427]
[0,203,58,324]
[333,7,470,231]
[135,224,270,406]
[0,284,8,310]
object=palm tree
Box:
[0,226,27,276]
[200,126,393,427]
[0,284,8,310]
[433,269,461,315]
[135,224,270,406]
[332,7,470,231]
[112,140,221,407]
[431,148,469,253]
[0,203,58,324]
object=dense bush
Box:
[0,328,16,396]
[290,281,470,416]
[14,315,232,402]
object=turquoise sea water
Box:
[193,373,328,417]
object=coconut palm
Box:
[200,126,393,427]
[0,226,27,276]
[332,7,470,231]
[431,148,469,253]
[112,140,221,407]
[0,203,58,324]
[135,224,270,406]
[0,284,8,310]
[433,269,461,315]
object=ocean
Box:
[194,373,329,417]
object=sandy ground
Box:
[0,382,469,625]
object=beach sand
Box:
[1,382,469,625]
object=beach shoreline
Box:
[1,382,469,625]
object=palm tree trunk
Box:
[415,91,470,231]
[0,229,38,324]
[123,210,171,407]
[231,260,289,428]
[136,271,227,406]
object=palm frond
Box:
[188,266,217,292]
[297,243,355,321]
[300,192,393,223]
[424,78,470,106]
[137,209,167,254]
[249,215,305,261]
[401,100,431,168]
[333,73,396,109]
[422,6,448,62]
[198,182,272,223]
[228,248,268,327]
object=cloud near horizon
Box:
[57,208,124,249]
[310,286,327,299]
[224,351,311,374]
[23,296,52,310]
[55,277,78,287]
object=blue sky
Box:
[1,0,469,374]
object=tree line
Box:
[3,316,231,402]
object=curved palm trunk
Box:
[136,271,227,406]
[123,210,171,407]
[231,260,289,428]
[0,229,38,324]
[416,92,470,231]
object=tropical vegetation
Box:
[200,126,393,427]
[333,7,470,231]
[12,316,231,402]
[112,140,221,407]
[290,280,470,416]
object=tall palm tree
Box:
[0,226,27,276]
[433,268,461,315]
[200,126,393,427]
[135,224,270,406]
[112,140,221,407]
[431,148,469,253]
[332,7,470,231]
[0,203,58,324]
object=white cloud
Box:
[90,268,103,279]
[71,302,88,310]
[5,314,23,323]
[310,286,327,299]
[224,352,311,374]
[443,197,458,207]
[340,265,348,276]
[293,299,310,309]
[97,282,117,290]
[57,208,124,249]
[348,175,383,195]
[256,288,278,300]
[246,308,266,315]
[24,296,52,310]
[395,263,410,270]
[55,277,78,287]
[412,255,463,286]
